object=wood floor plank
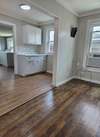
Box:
[0,79,100,137]
[0,73,52,116]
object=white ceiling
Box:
[56,0,100,16]
[0,0,53,24]
[0,0,100,20]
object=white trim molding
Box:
[75,76,100,84]
[55,75,100,87]
[83,19,100,71]
[79,9,100,17]
[47,71,52,74]
[56,76,74,87]
[56,0,79,17]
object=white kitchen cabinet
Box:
[0,52,7,66]
[0,38,6,50]
[23,25,41,45]
[0,52,14,67]
[17,55,46,76]
[34,27,42,45]
[1,53,7,66]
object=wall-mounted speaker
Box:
[71,27,77,38]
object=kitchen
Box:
[0,3,55,81]
[0,0,55,116]
[17,23,54,77]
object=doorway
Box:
[0,1,59,116]
[0,22,15,81]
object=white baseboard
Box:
[74,76,100,84]
[56,75,100,87]
[47,71,52,74]
[56,76,74,87]
[54,75,100,87]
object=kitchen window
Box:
[7,37,14,52]
[48,30,54,53]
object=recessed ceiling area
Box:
[56,0,100,16]
[0,23,13,37]
[0,0,53,24]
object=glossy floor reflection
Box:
[0,73,52,116]
[0,79,100,137]
[0,66,15,81]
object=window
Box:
[7,37,14,52]
[89,26,100,54]
[48,30,54,53]
[86,25,100,68]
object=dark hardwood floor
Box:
[0,73,52,116]
[0,66,15,81]
[0,79,100,137]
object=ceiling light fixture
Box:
[19,4,31,11]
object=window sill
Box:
[47,52,54,55]
[85,67,100,73]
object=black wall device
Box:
[71,27,77,38]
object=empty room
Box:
[0,0,100,137]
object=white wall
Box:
[76,14,100,82]
[30,0,78,86]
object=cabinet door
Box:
[0,38,6,50]
[33,56,46,72]
[28,26,36,44]
[23,26,29,44]
[1,53,7,66]
[23,25,35,44]
[35,28,41,45]
[23,25,41,45]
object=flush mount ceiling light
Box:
[19,4,31,11]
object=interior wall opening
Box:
[0,22,15,81]
[0,1,59,116]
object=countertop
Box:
[0,51,14,53]
[17,53,48,57]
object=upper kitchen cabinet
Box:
[23,25,42,45]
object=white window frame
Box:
[83,19,100,72]
[48,30,54,53]
[46,28,54,54]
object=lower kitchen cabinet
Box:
[0,52,14,67]
[17,55,47,76]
